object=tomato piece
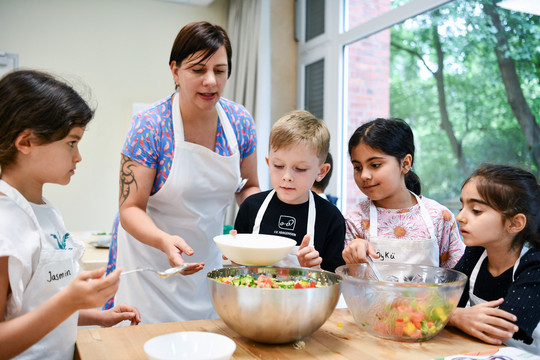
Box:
[294,282,303,289]
[394,321,404,337]
[410,313,423,330]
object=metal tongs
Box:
[345,219,384,281]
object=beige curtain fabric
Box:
[223,0,261,227]
[224,0,261,115]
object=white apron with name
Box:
[369,192,439,266]
[0,181,79,360]
[469,248,540,354]
[115,93,242,323]
[252,190,316,267]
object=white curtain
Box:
[224,0,261,115]
[223,0,262,227]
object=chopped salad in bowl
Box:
[336,263,466,342]
[207,266,341,343]
[215,274,325,289]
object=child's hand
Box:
[221,229,234,262]
[221,229,242,266]
[448,298,518,345]
[101,303,141,327]
[64,268,122,311]
[296,235,322,268]
[342,238,378,264]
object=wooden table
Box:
[76,308,501,359]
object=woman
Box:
[108,21,259,323]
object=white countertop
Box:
[74,231,110,271]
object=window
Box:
[306,0,325,41]
[304,58,325,119]
[298,0,539,213]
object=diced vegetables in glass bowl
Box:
[335,263,467,342]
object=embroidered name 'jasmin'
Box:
[47,269,71,282]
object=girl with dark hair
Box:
[342,118,464,268]
[448,164,540,353]
[0,70,139,359]
[106,21,260,323]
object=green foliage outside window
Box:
[389,0,539,209]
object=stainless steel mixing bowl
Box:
[207,266,342,344]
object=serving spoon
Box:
[120,264,188,279]
[345,219,384,281]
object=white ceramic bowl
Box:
[144,331,236,360]
[213,234,296,266]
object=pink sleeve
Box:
[438,209,465,268]
[344,204,369,246]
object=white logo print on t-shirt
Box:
[278,216,296,231]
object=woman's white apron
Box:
[115,93,241,323]
[368,192,439,266]
[469,247,540,354]
[252,190,316,267]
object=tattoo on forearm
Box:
[120,155,138,206]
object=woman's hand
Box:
[297,235,322,268]
[342,238,378,264]
[448,298,519,345]
[161,234,204,275]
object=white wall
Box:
[0,0,228,231]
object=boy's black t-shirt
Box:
[234,190,346,272]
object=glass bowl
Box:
[335,263,467,342]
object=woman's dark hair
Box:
[169,21,232,79]
[348,118,421,195]
[464,164,540,250]
[0,70,94,167]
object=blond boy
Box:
[234,110,345,271]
